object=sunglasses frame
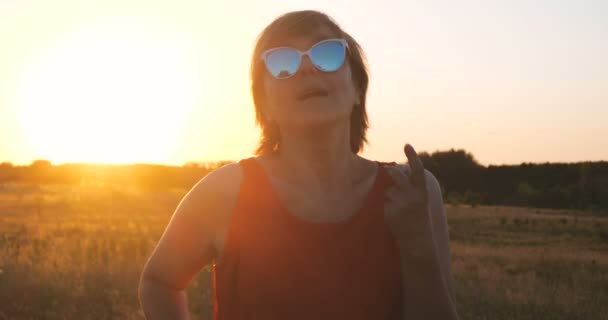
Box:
[260,38,349,79]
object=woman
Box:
[139,10,458,320]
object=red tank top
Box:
[212,157,403,320]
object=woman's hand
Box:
[383,144,436,260]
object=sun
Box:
[16,27,202,164]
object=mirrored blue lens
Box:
[310,40,346,72]
[265,49,300,79]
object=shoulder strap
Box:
[376,161,397,190]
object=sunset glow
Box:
[1,0,606,166]
[15,26,204,164]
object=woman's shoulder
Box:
[180,162,245,227]
[200,162,243,186]
[192,162,244,202]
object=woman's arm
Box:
[397,169,458,319]
[138,278,192,320]
[425,168,456,302]
[384,144,458,320]
[138,164,241,319]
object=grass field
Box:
[1,183,607,319]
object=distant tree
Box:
[516,181,540,205]
[203,160,235,170]
[30,159,52,169]
[0,162,13,168]
[463,189,484,207]
[0,162,16,183]
[420,148,484,196]
[19,159,54,184]
[183,162,203,169]
[575,162,593,209]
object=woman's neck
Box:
[266,122,363,192]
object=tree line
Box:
[0,160,232,192]
[418,149,608,214]
[1,150,607,213]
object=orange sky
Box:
[1,0,607,166]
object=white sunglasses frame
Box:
[260,38,349,79]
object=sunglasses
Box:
[261,38,349,79]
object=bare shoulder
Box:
[187,162,243,226]
[193,162,243,195]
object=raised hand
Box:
[383,143,435,258]
[383,144,460,319]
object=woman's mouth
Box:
[297,89,329,101]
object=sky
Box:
[0,0,606,166]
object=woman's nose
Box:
[297,54,319,77]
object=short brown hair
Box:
[250,10,370,156]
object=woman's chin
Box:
[285,112,349,131]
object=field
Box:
[1,183,607,319]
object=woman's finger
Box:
[404,144,426,188]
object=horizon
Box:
[2,149,607,168]
[1,0,607,167]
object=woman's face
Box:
[261,29,358,133]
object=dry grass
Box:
[0,183,606,319]
[447,205,608,319]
